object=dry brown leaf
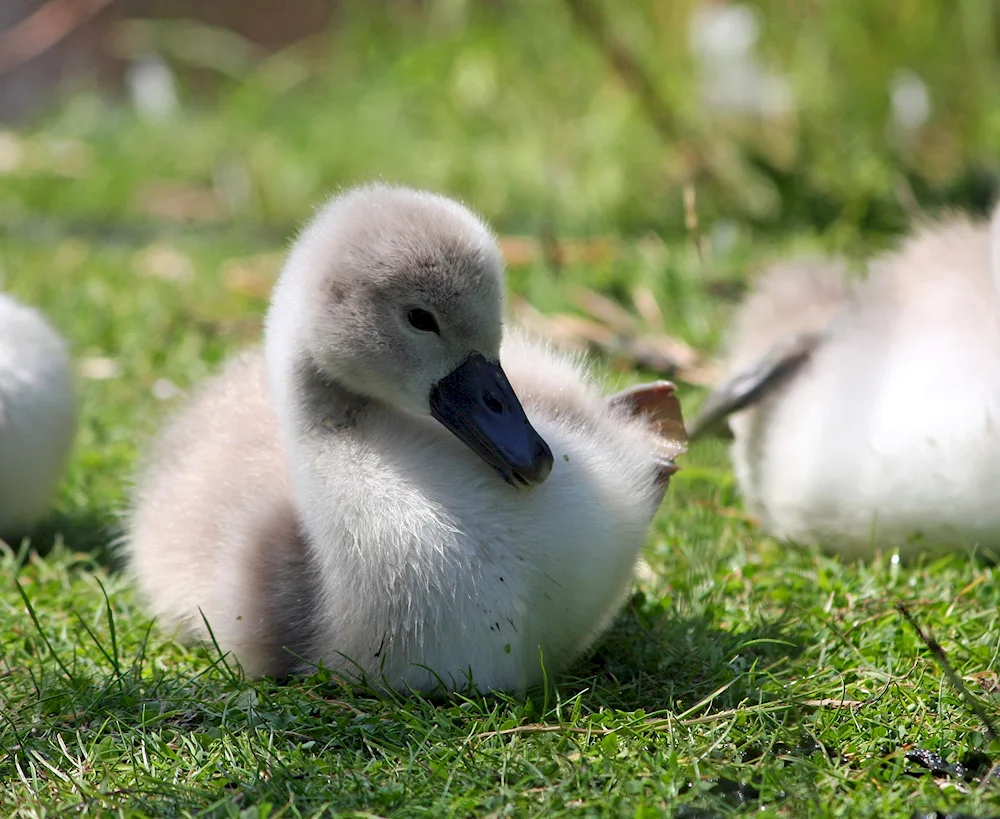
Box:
[0,131,24,174]
[966,670,1000,695]
[627,336,698,372]
[134,182,224,223]
[133,243,195,282]
[222,252,284,299]
[497,237,539,268]
[497,236,619,268]
[691,498,759,523]
[558,239,618,266]
[509,297,616,351]
[571,285,718,385]
[631,284,664,328]
[508,296,573,344]
[801,699,863,709]
[512,279,720,387]
[572,286,637,334]
[546,314,619,347]
[673,362,724,387]
[78,356,120,381]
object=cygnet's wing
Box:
[606,381,686,482]
[687,331,821,441]
[125,353,318,678]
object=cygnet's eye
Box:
[407,308,440,334]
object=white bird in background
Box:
[687,1,793,119]
[125,184,686,692]
[0,293,77,541]
[690,203,1000,560]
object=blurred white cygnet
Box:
[690,204,1000,559]
[0,294,77,540]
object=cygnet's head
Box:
[266,184,553,487]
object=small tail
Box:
[727,257,851,371]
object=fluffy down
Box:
[723,206,1000,558]
[126,184,678,692]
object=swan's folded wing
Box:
[686,331,821,441]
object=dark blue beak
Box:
[430,353,553,487]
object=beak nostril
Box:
[483,391,504,414]
[431,352,552,487]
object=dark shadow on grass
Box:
[554,589,806,717]
[11,505,123,569]
[273,587,808,717]
[0,581,805,818]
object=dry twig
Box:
[0,0,115,75]
[561,0,686,145]
[510,286,720,387]
[896,603,999,742]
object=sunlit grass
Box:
[4,219,1000,816]
[3,1,1000,815]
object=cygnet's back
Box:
[126,184,681,691]
[128,353,313,677]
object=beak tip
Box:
[509,439,553,487]
[531,438,555,483]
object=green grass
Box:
[3,1,1000,815]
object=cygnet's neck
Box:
[290,354,368,437]
[264,275,368,453]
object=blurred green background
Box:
[4,4,1000,816]
[3,0,998,240]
